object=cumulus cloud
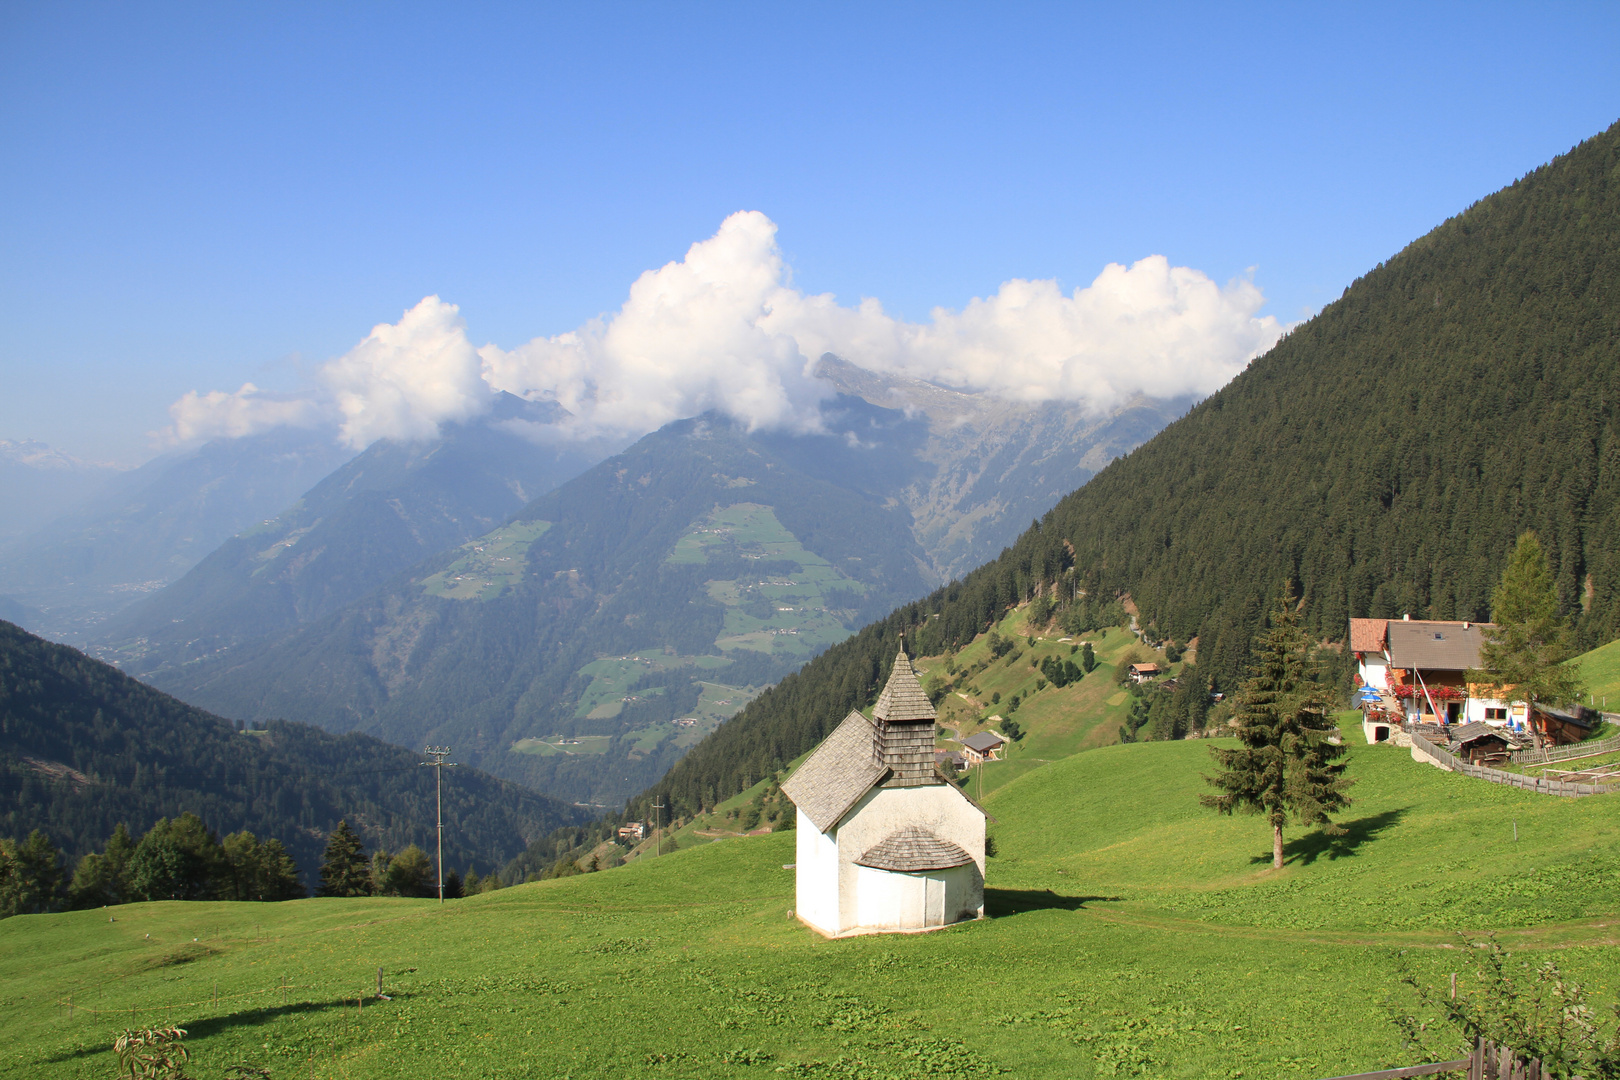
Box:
[484,211,1283,438]
[165,383,323,443]
[481,211,826,439]
[168,211,1284,449]
[323,296,493,448]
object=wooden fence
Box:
[1409,732,1618,797]
[1509,730,1620,767]
[1321,1035,1574,1079]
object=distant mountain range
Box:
[139,371,1186,806]
[0,439,125,546]
[0,427,355,638]
[809,356,1193,580]
[95,393,620,675]
[0,619,587,885]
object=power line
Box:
[419,747,458,903]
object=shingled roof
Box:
[856,826,974,872]
[781,710,887,832]
[873,645,937,723]
[1386,620,1490,670]
[961,731,1006,752]
[1348,618,1387,654]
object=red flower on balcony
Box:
[1387,684,1464,701]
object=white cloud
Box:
[481,211,826,439]
[771,256,1282,412]
[485,211,1283,439]
[167,211,1284,449]
[322,296,492,448]
[164,383,322,443]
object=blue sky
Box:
[3,2,1618,462]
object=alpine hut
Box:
[781,643,987,937]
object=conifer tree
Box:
[317,820,371,897]
[67,822,134,908]
[1470,533,1583,750]
[0,831,63,915]
[1201,586,1353,869]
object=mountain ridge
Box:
[0,618,588,886]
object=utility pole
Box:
[420,746,457,903]
[653,797,666,857]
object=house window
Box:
[1485,707,1507,721]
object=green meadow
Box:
[670,503,872,660]
[419,521,554,601]
[6,715,1616,1079]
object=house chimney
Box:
[1403,613,1410,621]
[1464,621,1470,630]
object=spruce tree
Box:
[1201,586,1353,869]
[0,831,63,915]
[1470,533,1583,750]
[317,820,370,897]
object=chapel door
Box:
[924,876,946,926]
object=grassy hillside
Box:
[5,717,1614,1078]
[1577,638,1620,713]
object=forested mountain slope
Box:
[152,410,939,805]
[95,393,617,678]
[0,620,586,885]
[631,119,1620,818]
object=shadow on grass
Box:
[40,994,404,1065]
[1248,808,1409,868]
[985,888,1121,917]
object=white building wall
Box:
[794,808,841,936]
[832,785,985,934]
[853,864,977,929]
[1358,655,1389,690]
[1463,695,1514,727]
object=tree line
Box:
[0,813,303,916]
[0,618,586,890]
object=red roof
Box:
[1349,618,1387,654]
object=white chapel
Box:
[781,643,987,936]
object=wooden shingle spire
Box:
[872,638,937,723]
[874,638,938,787]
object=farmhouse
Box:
[1128,662,1162,683]
[960,730,1007,766]
[1348,615,1592,745]
[781,645,987,937]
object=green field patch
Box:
[420,520,552,601]
[666,502,813,565]
[666,503,869,659]
[510,734,614,756]
[1578,637,1620,712]
[571,654,718,720]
